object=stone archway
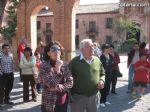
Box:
[17,0,80,61]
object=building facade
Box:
[0,0,150,70]
[37,0,150,49]
[119,0,150,43]
[37,3,119,49]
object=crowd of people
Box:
[127,42,150,99]
[0,38,150,112]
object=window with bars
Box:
[37,21,41,30]
[75,35,79,49]
[46,23,51,31]
[76,19,79,29]
[89,35,96,42]
[106,18,113,29]
[106,36,112,44]
[89,21,96,32]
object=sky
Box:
[79,0,119,5]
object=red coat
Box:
[17,42,26,61]
[140,48,150,59]
[111,52,120,71]
[134,60,150,83]
[36,61,41,70]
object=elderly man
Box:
[69,39,105,112]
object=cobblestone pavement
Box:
[100,81,150,112]
[0,72,41,112]
[1,73,150,112]
[0,56,150,112]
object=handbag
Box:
[113,70,123,77]
[56,92,68,105]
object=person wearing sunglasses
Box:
[39,41,73,112]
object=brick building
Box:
[37,3,119,49]
[120,0,150,42]
[0,0,80,70]
[1,0,150,62]
[37,0,150,49]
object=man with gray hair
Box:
[69,39,105,112]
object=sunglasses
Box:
[50,46,61,52]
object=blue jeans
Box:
[36,83,42,93]
[128,64,134,91]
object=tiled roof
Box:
[38,3,119,16]
[76,3,119,14]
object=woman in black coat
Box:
[99,44,114,108]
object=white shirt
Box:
[131,51,139,64]
[80,53,94,65]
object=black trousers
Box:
[22,75,36,102]
[111,71,118,93]
[100,75,112,103]
[19,69,23,82]
[54,101,68,112]
[0,73,14,104]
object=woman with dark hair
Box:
[139,42,150,58]
[19,47,37,102]
[109,44,121,94]
[39,41,73,112]
[100,44,114,107]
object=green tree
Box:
[0,0,19,41]
[113,15,142,42]
[113,15,144,53]
[113,15,127,40]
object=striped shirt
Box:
[0,52,14,73]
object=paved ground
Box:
[0,72,41,112]
[0,55,150,112]
[101,81,150,112]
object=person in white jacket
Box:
[19,47,37,102]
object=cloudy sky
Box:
[79,0,119,5]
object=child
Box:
[34,52,42,94]
[132,53,150,99]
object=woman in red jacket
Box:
[109,44,121,94]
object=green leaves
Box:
[0,0,18,40]
[113,15,143,41]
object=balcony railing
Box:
[43,29,53,36]
[86,29,99,36]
